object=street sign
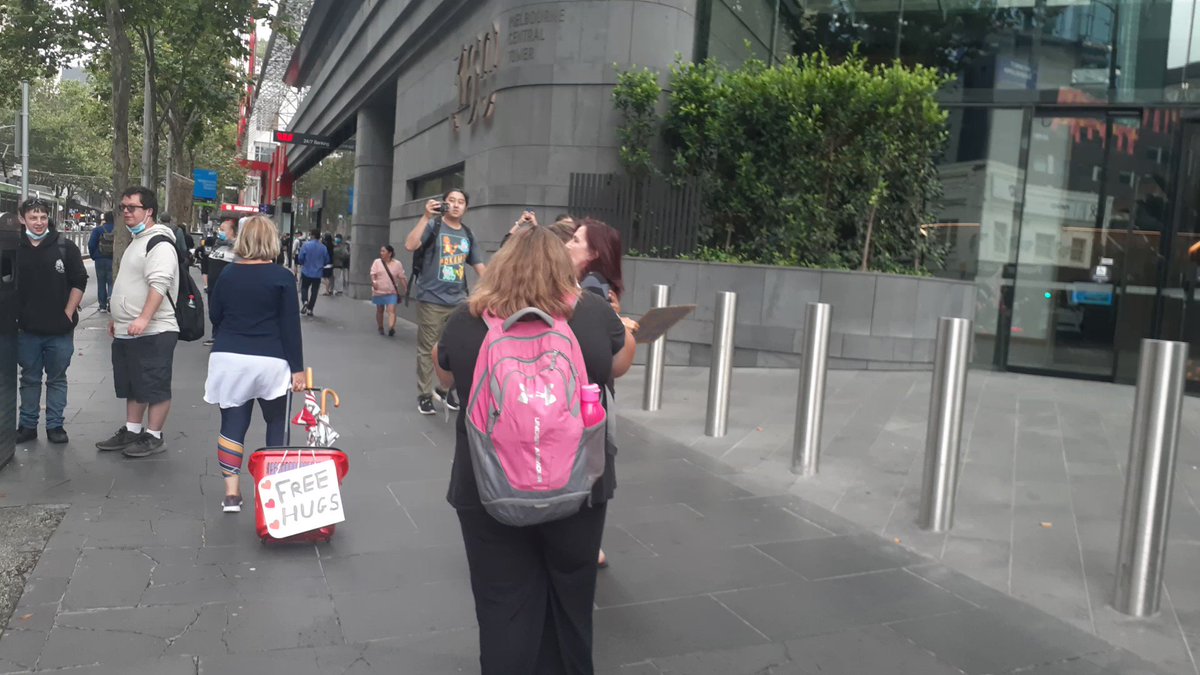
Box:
[273,130,334,150]
[193,169,218,201]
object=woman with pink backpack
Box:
[434,224,636,674]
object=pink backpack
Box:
[465,306,607,526]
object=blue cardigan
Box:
[209,263,303,373]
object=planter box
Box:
[620,258,976,370]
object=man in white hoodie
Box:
[95,186,179,459]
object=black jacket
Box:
[17,231,88,335]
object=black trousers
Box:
[300,275,321,310]
[458,502,607,675]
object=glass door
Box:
[1158,115,1200,389]
[1005,110,1156,379]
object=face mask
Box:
[217,231,228,242]
[128,223,147,236]
[25,228,47,241]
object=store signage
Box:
[453,21,501,130]
[273,130,334,149]
[220,204,258,215]
[192,169,218,201]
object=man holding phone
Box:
[96,186,180,459]
[404,189,485,415]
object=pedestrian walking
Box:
[202,215,240,346]
[369,244,406,336]
[15,197,88,445]
[321,233,336,296]
[565,217,639,569]
[332,234,350,294]
[95,186,180,459]
[433,225,636,674]
[403,189,485,415]
[203,215,306,513]
[297,228,330,316]
[87,211,115,312]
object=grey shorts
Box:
[112,332,178,404]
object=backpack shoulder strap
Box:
[146,234,173,255]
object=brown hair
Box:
[469,225,580,319]
[234,215,282,261]
[576,218,624,298]
[547,219,576,243]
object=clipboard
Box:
[633,304,695,344]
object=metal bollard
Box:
[792,302,832,476]
[1113,339,1188,617]
[918,317,972,532]
[705,291,737,437]
[642,284,670,411]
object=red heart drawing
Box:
[261,480,272,490]
[268,520,280,530]
[264,499,276,508]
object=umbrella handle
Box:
[321,388,340,416]
[306,368,314,390]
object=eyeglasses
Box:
[118,204,144,212]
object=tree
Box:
[0,0,81,110]
[294,152,355,233]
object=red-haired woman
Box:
[565,218,637,568]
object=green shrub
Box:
[613,51,950,274]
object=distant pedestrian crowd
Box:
[10,183,640,674]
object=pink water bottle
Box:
[581,384,606,427]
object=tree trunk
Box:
[860,200,878,273]
[106,0,133,277]
[166,122,190,225]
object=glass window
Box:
[253,142,276,163]
[761,0,1197,105]
[927,107,1026,366]
[410,164,466,201]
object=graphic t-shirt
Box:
[416,220,481,306]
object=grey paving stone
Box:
[618,497,829,555]
[61,548,154,610]
[222,596,343,653]
[0,628,46,671]
[27,655,200,675]
[784,624,963,675]
[593,595,768,670]
[756,533,927,581]
[332,579,477,642]
[716,570,971,641]
[199,647,332,675]
[594,544,798,608]
[38,624,168,670]
[651,642,796,674]
[887,607,1111,675]
[319,544,466,594]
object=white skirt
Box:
[204,352,291,409]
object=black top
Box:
[205,240,236,293]
[437,292,626,510]
[17,231,88,335]
[209,263,304,373]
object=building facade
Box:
[281,0,1200,383]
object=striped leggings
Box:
[218,396,288,477]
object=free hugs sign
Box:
[258,460,345,538]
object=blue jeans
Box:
[94,257,113,309]
[18,332,74,429]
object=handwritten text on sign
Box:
[258,460,344,539]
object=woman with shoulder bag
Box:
[370,244,407,336]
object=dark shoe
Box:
[122,434,165,458]
[434,388,460,412]
[222,495,243,513]
[15,427,36,444]
[378,327,385,335]
[96,426,141,452]
[46,427,68,444]
[388,328,396,337]
[417,395,436,416]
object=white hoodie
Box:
[111,223,179,336]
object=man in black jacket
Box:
[15,197,88,445]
